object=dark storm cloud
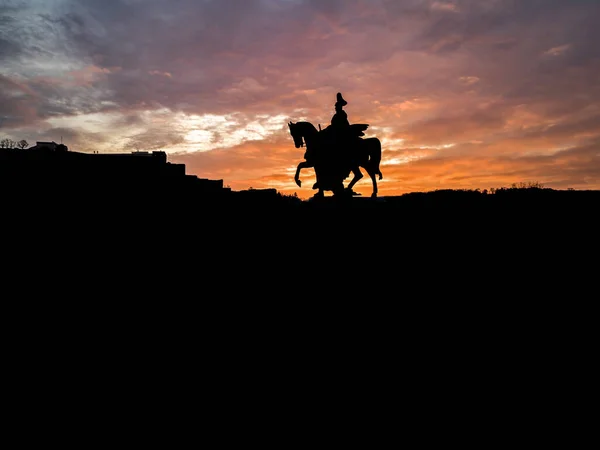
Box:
[397,0,600,56]
[0,74,40,127]
[47,0,411,115]
[50,0,332,107]
[0,2,26,60]
[0,1,75,65]
[4,0,600,115]
[389,0,600,110]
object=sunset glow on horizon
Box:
[1,0,599,199]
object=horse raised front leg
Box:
[295,161,312,187]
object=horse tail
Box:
[369,138,383,178]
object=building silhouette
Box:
[0,141,230,196]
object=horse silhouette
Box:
[288,121,383,198]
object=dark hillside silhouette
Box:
[2,143,596,329]
[2,142,597,269]
[2,143,598,221]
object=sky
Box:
[1,0,599,198]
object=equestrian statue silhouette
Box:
[288,93,383,198]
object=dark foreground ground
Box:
[5,184,597,261]
[4,184,596,225]
[3,184,597,393]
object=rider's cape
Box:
[323,123,369,137]
[350,124,369,137]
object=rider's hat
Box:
[335,92,347,107]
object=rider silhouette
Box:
[327,93,352,152]
[312,92,365,192]
[325,93,357,182]
[331,93,350,129]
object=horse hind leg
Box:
[367,165,378,198]
[346,167,363,192]
[372,159,383,180]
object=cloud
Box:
[543,44,571,57]
[1,0,599,198]
[431,2,459,13]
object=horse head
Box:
[288,121,305,148]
